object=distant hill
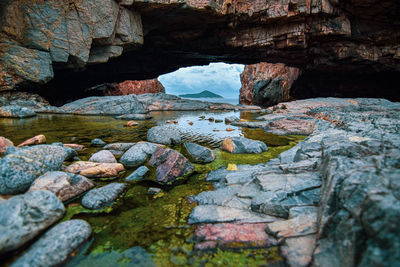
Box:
[179,90,223,98]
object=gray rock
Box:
[0,145,71,194]
[183,142,215,164]
[12,220,92,267]
[115,114,152,120]
[119,142,159,167]
[126,166,149,182]
[81,183,127,209]
[0,105,36,118]
[103,142,135,152]
[28,171,95,202]
[225,116,240,123]
[221,137,268,154]
[0,190,65,254]
[254,173,321,193]
[91,138,106,147]
[147,125,181,145]
[89,150,117,163]
[281,235,317,267]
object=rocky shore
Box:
[0,96,399,266]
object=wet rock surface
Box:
[119,142,160,167]
[189,97,400,267]
[0,145,71,194]
[0,105,36,118]
[147,125,182,145]
[0,190,65,254]
[12,220,92,267]
[89,150,117,163]
[63,161,124,178]
[115,114,152,120]
[81,183,127,209]
[148,147,194,184]
[183,142,215,164]
[126,166,149,182]
[28,171,95,202]
[221,137,268,154]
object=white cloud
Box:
[158,62,245,99]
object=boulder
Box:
[91,138,106,147]
[115,114,152,120]
[63,161,124,178]
[17,134,46,147]
[183,142,215,164]
[148,147,194,184]
[0,190,65,254]
[11,220,92,267]
[221,137,268,154]
[119,142,160,167]
[81,183,127,209]
[28,171,95,202]
[88,150,117,163]
[0,105,36,118]
[106,79,165,96]
[0,145,71,195]
[0,137,13,154]
[126,166,149,182]
[147,125,181,145]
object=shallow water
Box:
[1,110,305,267]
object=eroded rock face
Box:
[106,79,165,96]
[239,62,300,107]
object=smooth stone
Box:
[89,150,117,163]
[91,138,106,147]
[0,190,65,254]
[183,142,215,164]
[0,105,36,118]
[0,137,13,154]
[119,142,160,167]
[0,145,71,195]
[103,142,135,152]
[28,171,96,202]
[11,220,92,267]
[116,114,152,120]
[81,183,127,209]
[147,125,182,145]
[221,137,268,154]
[63,144,85,151]
[148,147,194,184]
[17,134,46,147]
[63,161,124,178]
[126,166,149,182]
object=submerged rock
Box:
[81,183,127,209]
[147,125,181,145]
[28,171,95,202]
[126,166,149,182]
[183,142,215,164]
[119,142,160,167]
[102,142,136,157]
[17,134,46,147]
[148,147,194,184]
[221,137,268,154]
[12,220,92,267]
[63,161,124,178]
[0,105,36,118]
[91,138,106,147]
[89,150,117,163]
[0,137,13,154]
[115,114,152,120]
[0,190,65,254]
[0,145,71,195]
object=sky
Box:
[158,62,245,99]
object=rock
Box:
[266,211,318,239]
[225,116,239,123]
[63,144,85,151]
[28,171,95,202]
[106,79,165,96]
[147,125,181,145]
[60,95,146,115]
[119,142,160,167]
[81,183,127,209]
[264,119,315,135]
[147,187,162,195]
[148,147,194,184]
[126,166,149,182]
[63,161,124,178]
[281,235,317,267]
[125,120,138,127]
[0,91,50,110]
[102,142,136,157]
[91,138,106,147]
[11,220,92,267]
[0,145,71,195]
[0,105,36,118]
[115,114,152,120]
[0,190,65,254]
[0,137,13,154]
[221,137,268,154]
[17,134,46,147]
[183,142,215,164]
[89,150,117,163]
[194,223,278,250]
[239,62,300,107]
